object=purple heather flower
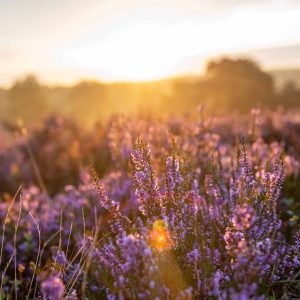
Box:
[41,276,64,300]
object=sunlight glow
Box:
[58,6,300,82]
[1,0,300,85]
[61,22,191,81]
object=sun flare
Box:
[57,5,300,83]
[149,220,172,251]
[64,22,193,81]
[0,1,300,85]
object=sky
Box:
[0,0,300,86]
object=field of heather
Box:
[0,107,300,299]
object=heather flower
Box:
[130,137,161,217]
[1,109,300,299]
[41,276,65,300]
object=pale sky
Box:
[1,0,300,86]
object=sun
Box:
[97,23,184,81]
[65,22,192,82]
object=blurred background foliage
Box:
[1,57,300,127]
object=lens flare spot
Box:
[149,220,171,251]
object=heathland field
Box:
[1,106,300,299]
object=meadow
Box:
[1,106,300,299]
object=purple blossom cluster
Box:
[86,136,300,299]
[1,108,300,298]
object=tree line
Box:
[1,57,300,126]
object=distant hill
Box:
[237,44,300,90]
[268,69,300,90]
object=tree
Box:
[279,80,300,107]
[67,80,106,127]
[7,75,49,124]
[203,58,275,112]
